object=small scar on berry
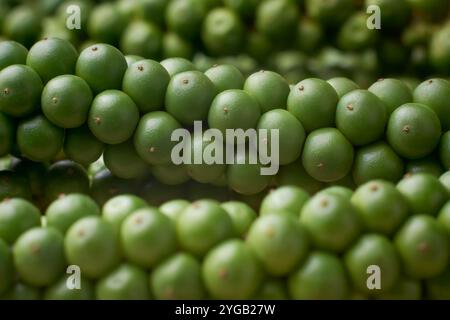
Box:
[402,125,410,134]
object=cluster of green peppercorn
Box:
[0,37,449,199]
[0,0,449,302]
[0,175,449,300]
[0,0,449,86]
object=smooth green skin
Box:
[260,186,310,217]
[394,215,449,279]
[0,239,13,295]
[0,171,32,201]
[0,64,43,117]
[0,113,14,156]
[134,111,182,165]
[227,156,271,195]
[301,128,354,183]
[125,55,143,67]
[345,234,401,295]
[202,239,263,300]
[162,32,193,60]
[440,172,450,194]
[185,134,226,184]
[202,8,245,56]
[205,64,244,93]
[44,275,94,300]
[26,38,78,83]
[0,198,41,245]
[76,44,127,94]
[88,90,139,145]
[13,227,66,287]
[165,0,205,39]
[165,71,215,126]
[64,125,104,167]
[3,5,41,48]
[437,201,450,235]
[160,57,196,76]
[159,199,190,222]
[305,0,353,26]
[104,140,149,179]
[102,194,148,234]
[426,266,450,300]
[152,163,190,185]
[287,78,339,133]
[256,0,299,41]
[87,3,126,44]
[352,142,404,186]
[337,12,377,51]
[296,19,323,53]
[17,115,64,162]
[257,109,305,165]
[42,75,93,128]
[352,180,409,235]
[46,194,100,234]
[430,25,450,73]
[252,278,288,300]
[387,103,441,159]
[151,252,205,300]
[300,193,361,253]
[368,78,413,115]
[318,186,353,200]
[96,263,150,300]
[365,0,410,29]
[288,251,350,300]
[336,90,387,146]
[413,79,450,131]
[0,282,40,300]
[0,41,28,70]
[377,277,422,300]
[247,214,309,276]
[122,59,170,113]
[221,201,257,237]
[406,158,444,177]
[208,89,261,135]
[397,173,448,216]
[327,77,359,99]
[120,20,162,59]
[440,131,450,169]
[176,200,235,257]
[43,160,90,204]
[121,208,177,268]
[65,216,121,279]
[244,71,290,113]
[276,160,325,195]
